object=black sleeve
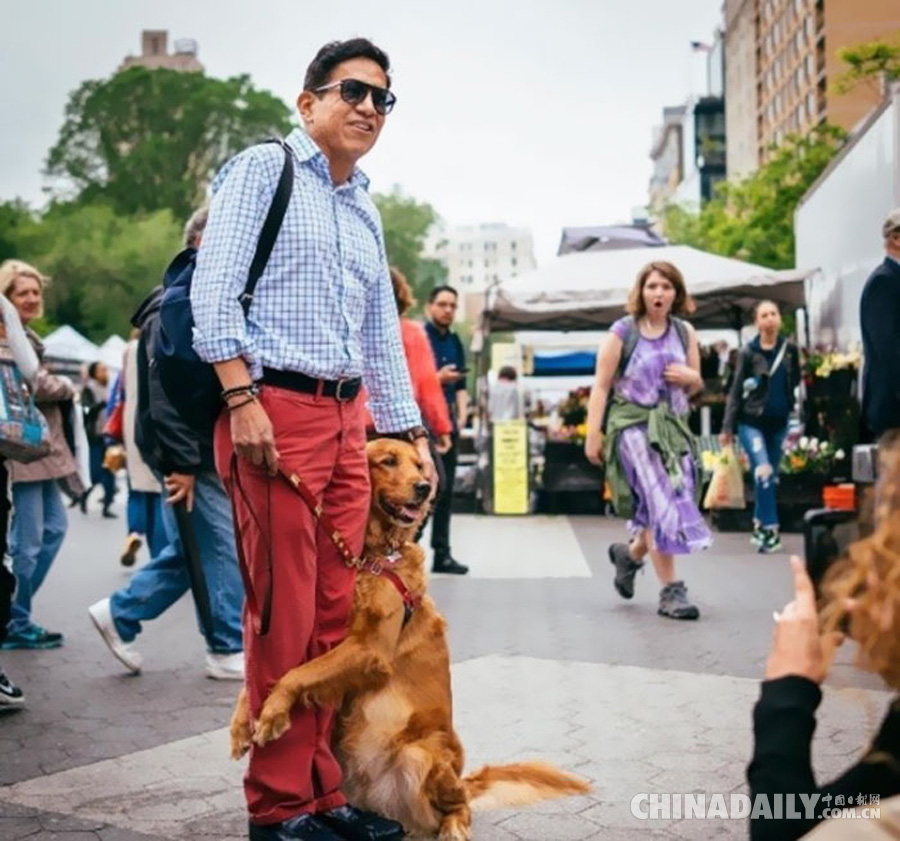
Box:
[862,276,900,402]
[722,349,748,434]
[788,344,802,400]
[748,678,900,841]
[145,323,202,475]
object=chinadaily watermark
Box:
[631,793,882,821]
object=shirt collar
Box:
[887,254,900,270]
[284,128,370,190]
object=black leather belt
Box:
[261,368,362,402]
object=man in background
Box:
[860,208,900,442]
[425,285,469,575]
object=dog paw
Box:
[438,818,470,841]
[229,721,252,759]
[253,693,292,746]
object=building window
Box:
[511,257,517,267]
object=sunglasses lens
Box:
[377,90,396,115]
[340,79,369,104]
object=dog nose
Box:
[414,481,431,502]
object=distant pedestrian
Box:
[0,260,79,650]
[88,205,243,680]
[81,361,118,517]
[585,260,709,619]
[425,285,469,575]
[116,335,165,566]
[721,300,800,553]
[488,366,523,422]
[860,207,900,442]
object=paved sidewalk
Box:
[0,506,890,840]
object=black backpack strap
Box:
[239,140,295,315]
[671,317,690,355]
[615,316,638,378]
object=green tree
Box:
[834,36,900,95]
[372,187,447,310]
[0,200,34,263]
[13,202,181,340]
[661,124,846,268]
[46,67,292,220]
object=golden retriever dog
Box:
[230,438,589,840]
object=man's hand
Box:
[415,436,438,496]
[766,556,844,684]
[230,400,279,475]
[437,364,463,385]
[165,472,196,512]
[434,433,452,454]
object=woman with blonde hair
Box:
[0,259,80,650]
[748,437,900,838]
[584,261,709,619]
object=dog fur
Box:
[229,438,589,840]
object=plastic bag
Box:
[703,446,746,510]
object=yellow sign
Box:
[492,420,529,514]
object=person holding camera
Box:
[721,300,801,554]
[747,439,900,839]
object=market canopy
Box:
[484,245,814,332]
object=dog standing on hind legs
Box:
[230,439,590,839]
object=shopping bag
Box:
[0,344,50,464]
[703,446,746,510]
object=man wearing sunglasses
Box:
[191,38,432,841]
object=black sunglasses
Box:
[313,78,397,116]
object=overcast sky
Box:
[1,0,721,262]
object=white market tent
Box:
[98,335,127,371]
[42,325,100,362]
[484,245,815,333]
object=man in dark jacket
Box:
[87,209,244,681]
[860,208,900,442]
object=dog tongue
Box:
[401,505,420,520]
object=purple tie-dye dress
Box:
[610,318,712,555]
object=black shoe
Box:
[609,543,643,600]
[78,492,88,514]
[249,813,344,841]
[431,555,468,575]
[0,669,25,706]
[318,805,406,841]
[102,507,118,519]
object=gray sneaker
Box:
[658,581,700,620]
[608,543,644,599]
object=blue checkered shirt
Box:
[190,128,420,432]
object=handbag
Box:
[0,344,51,464]
[102,399,124,442]
[703,446,746,510]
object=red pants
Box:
[215,385,369,825]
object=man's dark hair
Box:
[428,285,458,303]
[304,39,392,92]
[87,361,100,379]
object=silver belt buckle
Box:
[335,378,353,402]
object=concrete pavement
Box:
[0,500,890,840]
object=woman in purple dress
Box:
[585,261,711,619]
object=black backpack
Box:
[155,140,294,430]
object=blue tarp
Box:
[532,351,597,376]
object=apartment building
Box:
[725,0,900,173]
